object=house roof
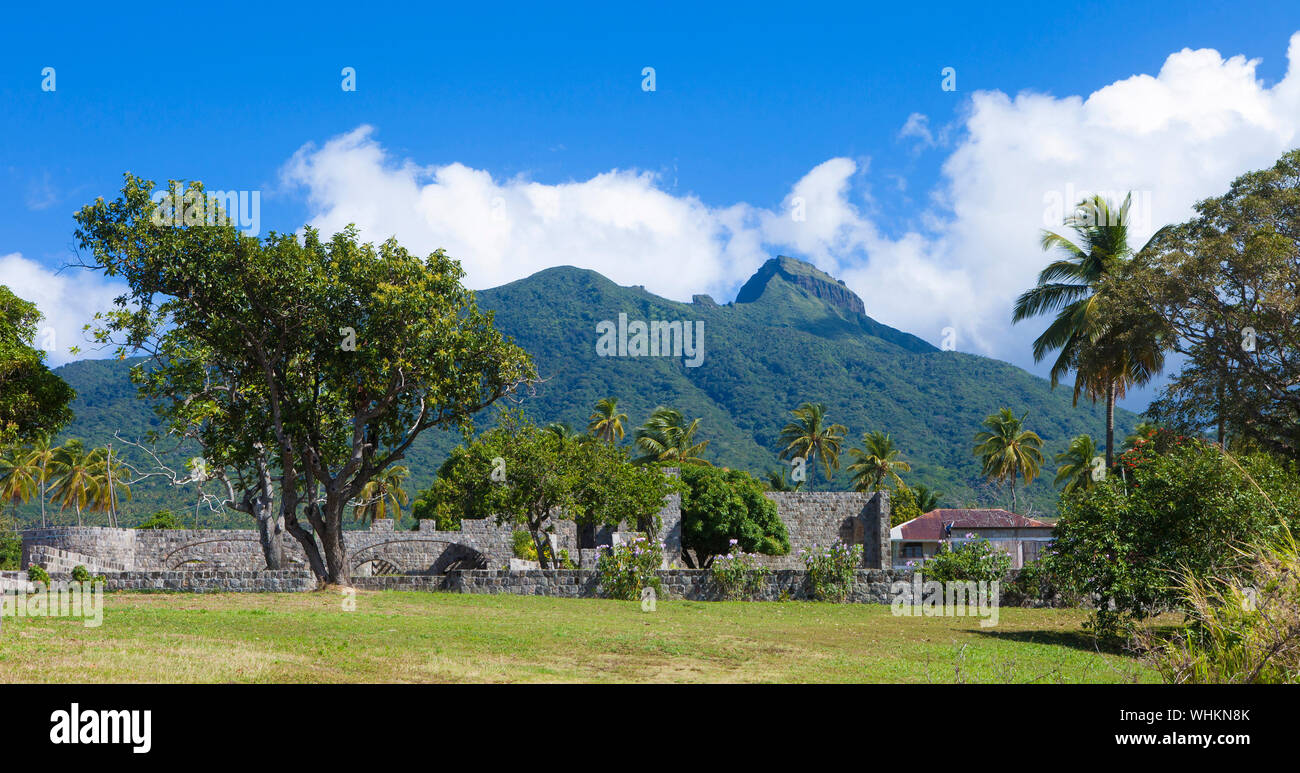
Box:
[891,509,1054,541]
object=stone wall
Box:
[100,570,316,593]
[21,527,137,571]
[25,545,129,574]
[355,568,916,603]
[759,491,890,569]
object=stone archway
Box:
[162,537,262,570]
[347,539,488,575]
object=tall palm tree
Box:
[86,446,131,527]
[973,408,1044,513]
[0,443,40,517]
[1053,434,1101,495]
[353,465,410,526]
[25,436,59,528]
[846,430,911,492]
[634,407,710,466]
[47,440,98,527]
[911,483,942,514]
[1013,193,1168,467]
[777,402,847,490]
[587,398,627,444]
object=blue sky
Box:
[3,1,1300,411]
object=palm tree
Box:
[47,440,98,527]
[846,430,911,492]
[776,403,846,490]
[973,408,1044,513]
[764,468,804,492]
[86,446,131,527]
[353,466,410,526]
[587,398,627,444]
[634,406,710,465]
[1013,193,1169,467]
[544,422,575,442]
[1053,434,1101,495]
[912,483,942,514]
[25,436,59,528]
[0,443,40,517]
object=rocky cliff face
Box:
[734,255,867,316]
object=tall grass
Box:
[1145,532,1300,683]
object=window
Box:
[902,543,923,558]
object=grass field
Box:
[0,591,1158,683]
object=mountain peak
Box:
[734,256,866,316]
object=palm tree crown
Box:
[973,408,1044,513]
[1053,434,1101,495]
[846,430,911,492]
[587,398,627,444]
[634,406,710,466]
[777,402,846,490]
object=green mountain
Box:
[15,255,1137,527]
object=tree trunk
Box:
[1010,477,1017,513]
[316,492,352,586]
[285,506,327,583]
[39,461,47,528]
[256,511,286,570]
[1105,382,1116,469]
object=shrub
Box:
[27,564,50,584]
[802,540,862,602]
[511,530,538,561]
[709,540,770,599]
[135,510,183,529]
[680,465,789,566]
[890,483,922,527]
[922,535,1012,585]
[1050,440,1300,638]
[69,565,106,584]
[1144,535,1300,683]
[0,516,19,570]
[595,535,662,600]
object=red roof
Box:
[895,509,1053,541]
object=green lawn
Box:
[0,591,1158,683]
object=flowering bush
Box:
[923,534,1012,585]
[709,539,770,599]
[801,540,862,602]
[595,535,663,600]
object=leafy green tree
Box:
[973,409,1044,513]
[846,430,911,492]
[427,412,675,568]
[353,465,409,526]
[0,286,74,447]
[679,464,788,567]
[634,406,710,465]
[1014,194,1169,466]
[136,509,183,529]
[1136,149,1300,460]
[777,402,846,490]
[74,175,534,584]
[1050,438,1300,637]
[1053,434,1101,495]
[0,513,19,569]
[587,397,627,444]
[889,481,923,527]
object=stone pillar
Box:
[861,491,891,570]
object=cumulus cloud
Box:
[279,33,1300,387]
[0,253,125,366]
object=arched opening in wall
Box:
[431,544,487,573]
[175,558,209,569]
[353,558,401,577]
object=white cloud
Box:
[0,253,125,366]
[279,32,1300,397]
